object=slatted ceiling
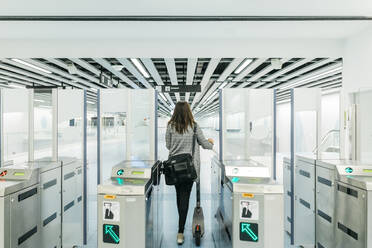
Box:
[0,57,342,116]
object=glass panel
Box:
[222,89,274,167]
[293,88,320,158]
[129,89,154,160]
[34,89,53,160]
[57,90,84,159]
[100,89,128,181]
[2,89,30,164]
[356,89,372,161]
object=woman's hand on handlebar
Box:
[208,138,214,145]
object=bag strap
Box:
[191,123,197,157]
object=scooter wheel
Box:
[195,233,201,246]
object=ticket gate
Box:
[0,166,40,248]
[334,164,372,248]
[211,158,283,248]
[98,160,162,248]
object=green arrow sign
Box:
[105,225,120,243]
[241,223,258,241]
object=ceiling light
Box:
[11,59,52,74]
[11,83,26,89]
[234,59,253,74]
[218,82,228,90]
[112,65,124,71]
[130,58,150,78]
[205,91,218,103]
[281,66,342,90]
[87,100,96,105]
[159,92,168,103]
[34,99,45,103]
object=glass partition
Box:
[99,88,155,181]
[33,89,53,160]
[128,89,155,160]
[57,89,84,159]
[99,89,128,181]
[293,88,321,158]
[1,89,31,165]
[221,89,274,168]
[355,89,372,161]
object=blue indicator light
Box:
[345,167,353,174]
[116,178,124,185]
[117,169,124,176]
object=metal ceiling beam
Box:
[69,58,101,76]
[164,58,180,102]
[0,69,50,86]
[185,58,198,103]
[93,58,139,89]
[47,58,107,88]
[262,58,313,82]
[190,58,220,108]
[117,58,152,88]
[0,75,33,86]
[0,62,61,87]
[141,58,175,107]
[191,58,244,110]
[276,58,335,82]
[23,59,98,89]
[277,62,342,90]
[232,58,267,83]
[1,59,82,88]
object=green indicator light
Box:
[232,177,240,183]
[104,225,120,243]
[240,222,258,242]
[345,167,353,174]
[116,178,124,185]
[117,169,124,176]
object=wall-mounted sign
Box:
[157,85,201,93]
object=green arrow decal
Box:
[241,223,258,241]
[105,225,120,243]
[117,178,124,185]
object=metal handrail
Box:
[313,129,340,154]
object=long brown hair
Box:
[168,102,195,134]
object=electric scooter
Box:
[192,180,204,246]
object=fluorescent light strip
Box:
[34,99,45,103]
[234,59,253,74]
[205,90,218,103]
[130,58,150,78]
[11,59,52,74]
[218,82,228,90]
[11,83,26,89]
[159,92,168,103]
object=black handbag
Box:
[163,125,198,185]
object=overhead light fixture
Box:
[11,83,26,89]
[11,59,52,74]
[87,100,96,105]
[34,99,45,103]
[234,59,254,74]
[205,91,218,103]
[112,65,124,71]
[159,92,168,103]
[218,82,228,90]
[130,58,150,78]
[281,66,342,90]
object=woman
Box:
[165,101,214,245]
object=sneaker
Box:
[177,233,184,245]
